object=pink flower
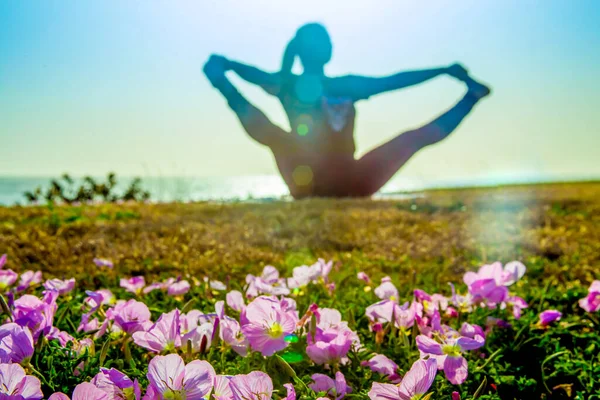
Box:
[366,301,415,329]
[43,278,76,295]
[85,290,115,312]
[463,261,526,305]
[0,269,18,291]
[213,375,234,400]
[579,281,600,313]
[284,383,296,400]
[0,254,6,269]
[287,264,319,289]
[49,393,72,400]
[361,354,401,383]
[133,309,181,352]
[230,371,273,400]
[464,261,526,288]
[167,280,191,296]
[459,323,485,339]
[366,383,398,400]
[502,261,527,286]
[449,283,473,313]
[463,263,507,304]
[317,259,333,280]
[179,310,203,334]
[204,277,227,291]
[79,318,102,336]
[226,290,245,312]
[306,308,358,365]
[306,328,352,364]
[220,318,249,356]
[13,292,57,340]
[374,280,399,302]
[241,296,296,356]
[326,282,336,295]
[0,323,35,364]
[452,392,461,400]
[507,296,528,319]
[146,354,215,400]
[245,266,290,298]
[47,327,75,346]
[445,307,459,318]
[539,310,562,326]
[182,322,213,354]
[368,358,437,400]
[50,382,109,400]
[416,332,484,384]
[17,271,43,292]
[143,282,166,294]
[306,328,352,365]
[415,309,443,337]
[309,372,351,400]
[397,359,437,399]
[91,368,141,400]
[113,300,152,335]
[287,259,332,289]
[465,278,508,305]
[0,363,43,400]
[120,277,146,295]
[357,272,371,284]
[93,258,114,268]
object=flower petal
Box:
[147,354,185,394]
[367,383,400,400]
[183,360,215,400]
[72,383,108,400]
[457,335,485,351]
[444,356,468,385]
[398,358,437,398]
[415,335,443,355]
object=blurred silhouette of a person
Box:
[204,23,490,198]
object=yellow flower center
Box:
[422,300,431,311]
[268,322,284,338]
[123,387,135,400]
[163,390,185,400]
[164,341,176,353]
[442,344,462,357]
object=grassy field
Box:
[1,182,599,399]
[2,182,599,285]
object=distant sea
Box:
[0,174,597,206]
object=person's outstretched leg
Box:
[204,56,289,148]
[353,77,490,196]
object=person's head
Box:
[282,23,332,75]
[295,23,332,70]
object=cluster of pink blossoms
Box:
[0,253,596,399]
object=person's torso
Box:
[279,74,356,157]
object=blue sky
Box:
[1,0,599,187]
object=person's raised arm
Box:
[210,37,298,98]
[225,58,283,96]
[331,63,468,101]
[205,54,282,96]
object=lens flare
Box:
[292,165,314,186]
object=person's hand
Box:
[203,54,229,83]
[210,54,231,69]
[447,63,469,81]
